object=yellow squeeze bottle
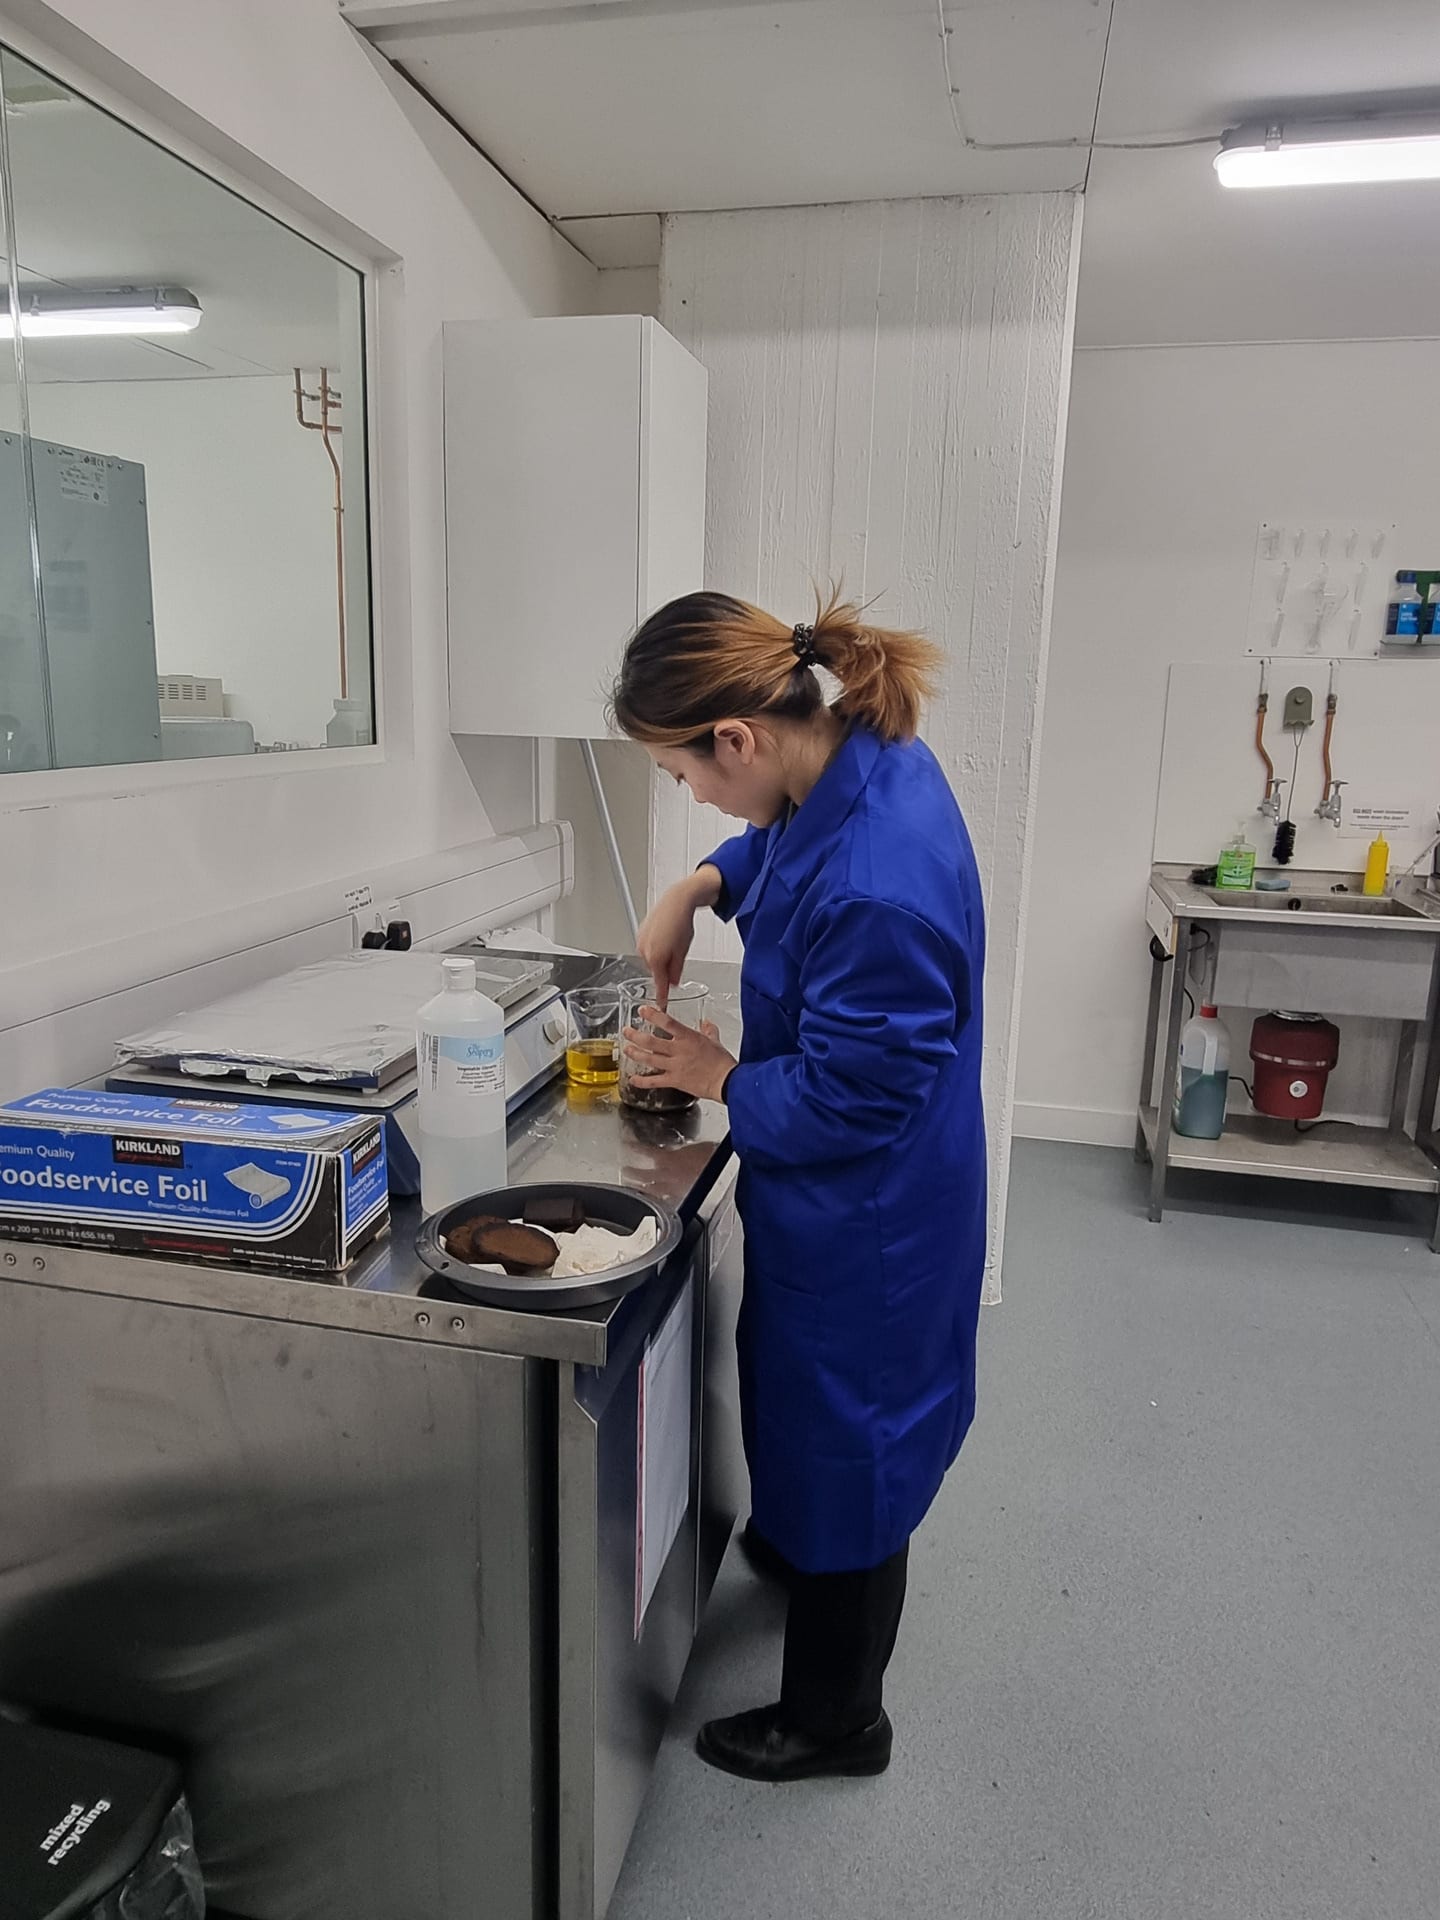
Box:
[1363,831,1390,897]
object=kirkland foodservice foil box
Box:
[0,1089,389,1271]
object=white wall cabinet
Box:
[444,315,707,741]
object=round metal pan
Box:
[415,1182,681,1312]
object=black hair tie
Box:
[792,623,820,667]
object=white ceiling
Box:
[343,0,1440,313]
[345,0,1112,232]
[1092,0,1440,135]
[1,51,359,386]
[551,212,662,270]
[9,3,1434,383]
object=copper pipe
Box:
[319,369,348,703]
[1255,688,1276,805]
[294,367,349,704]
[1320,691,1337,804]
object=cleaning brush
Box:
[1273,725,1304,865]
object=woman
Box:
[612,591,987,1784]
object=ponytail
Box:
[611,587,941,749]
[806,590,941,743]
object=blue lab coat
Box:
[708,725,987,1575]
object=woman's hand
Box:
[623,1009,737,1104]
[636,867,720,1008]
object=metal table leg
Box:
[1417,947,1440,1254]
[1390,1021,1419,1136]
[1135,940,1166,1162]
[1149,919,1192,1225]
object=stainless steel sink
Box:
[1205,889,1427,920]
[1292,895,1429,919]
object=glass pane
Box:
[0,57,52,771]
[0,47,372,771]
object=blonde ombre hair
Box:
[611,588,941,750]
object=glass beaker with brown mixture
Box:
[618,980,710,1112]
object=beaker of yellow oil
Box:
[566,1037,619,1087]
[563,988,622,1088]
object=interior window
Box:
[0,47,373,773]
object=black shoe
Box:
[736,1522,792,1588]
[696,1704,893,1782]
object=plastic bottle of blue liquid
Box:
[1387,571,1423,639]
[1174,1005,1231,1140]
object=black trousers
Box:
[753,1530,910,1740]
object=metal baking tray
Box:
[416,1183,680,1312]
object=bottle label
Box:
[422,1031,506,1098]
[1397,605,1421,636]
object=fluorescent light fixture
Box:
[1216,115,1440,189]
[0,285,203,340]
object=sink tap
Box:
[1259,780,1285,822]
[1405,809,1440,892]
[1314,779,1346,827]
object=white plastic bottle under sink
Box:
[1174,1005,1231,1141]
[416,956,508,1214]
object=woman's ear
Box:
[713,720,758,765]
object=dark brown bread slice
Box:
[523,1194,588,1235]
[443,1214,502,1264]
[454,1219,558,1275]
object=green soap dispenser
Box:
[1216,822,1257,891]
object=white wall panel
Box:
[657,194,1083,1293]
[1018,340,1440,1148]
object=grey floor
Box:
[609,1143,1440,1920]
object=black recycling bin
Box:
[0,1719,204,1920]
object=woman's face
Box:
[650,724,789,828]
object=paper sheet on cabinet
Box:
[635,1281,694,1637]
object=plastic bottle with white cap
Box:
[416,957,507,1215]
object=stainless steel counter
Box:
[0,961,742,1367]
[1138,871,1440,1246]
[0,960,747,1920]
[1149,863,1440,932]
